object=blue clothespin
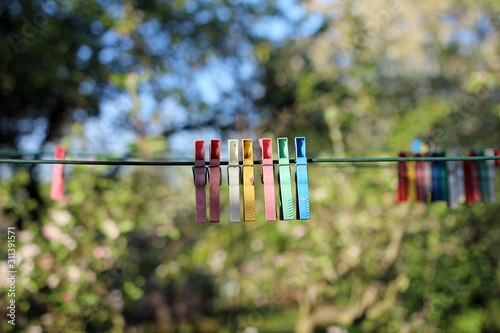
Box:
[431,152,441,201]
[295,137,310,220]
[411,138,422,154]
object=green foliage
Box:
[2,0,500,332]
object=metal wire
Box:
[0,156,499,166]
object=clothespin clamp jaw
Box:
[240,164,254,184]
[194,140,207,223]
[192,165,207,185]
[259,138,277,221]
[260,163,274,184]
[228,139,241,222]
[242,139,256,221]
[295,137,310,220]
[207,166,222,185]
[227,164,240,184]
[277,137,294,220]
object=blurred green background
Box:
[1,0,500,332]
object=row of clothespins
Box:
[193,137,310,223]
[397,148,500,209]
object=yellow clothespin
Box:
[242,139,256,221]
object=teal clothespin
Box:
[295,137,310,220]
[439,151,449,203]
[277,138,294,220]
[477,150,489,202]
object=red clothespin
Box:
[397,152,408,203]
[50,145,66,201]
[469,150,482,203]
[194,141,207,223]
[259,138,277,221]
[415,153,425,202]
[209,140,221,223]
[495,149,500,167]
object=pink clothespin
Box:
[50,145,66,201]
[259,138,277,221]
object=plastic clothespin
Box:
[446,152,459,209]
[209,140,221,223]
[495,149,500,167]
[50,145,66,201]
[277,138,294,220]
[468,150,483,203]
[242,139,256,221]
[477,150,489,203]
[193,140,207,223]
[227,140,241,222]
[463,153,473,204]
[422,152,433,202]
[259,138,277,221]
[397,152,408,203]
[484,149,497,203]
[295,137,310,220]
[431,152,441,202]
[455,149,466,204]
[407,139,421,202]
[411,138,422,155]
[415,153,425,202]
[439,152,449,203]
[406,156,417,202]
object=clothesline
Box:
[0,156,500,166]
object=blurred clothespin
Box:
[439,152,449,203]
[415,153,425,202]
[446,151,459,209]
[431,152,441,202]
[242,139,256,221]
[422,152,432,202]
[50,145,66,201]
[228,140,241,222]
[277,138,294,220]
[468,150,482,203]
[411,138,422,155]
[454,149,466,204]
[209,139,221,223]
[495,149,500,167]
[484,149,497,203]
[259,138,277,221]
[295,137,310,220]
[397,152,408,203]
[194,140,207,222]
[477,150,489,203]
[407,139,421,202]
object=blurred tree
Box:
[2,0,500,333]
[244,0,500,332]
[0,0,275,149]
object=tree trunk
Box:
[295,300,315,333]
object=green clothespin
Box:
[439,151,449,203]
[277,138,294,220]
